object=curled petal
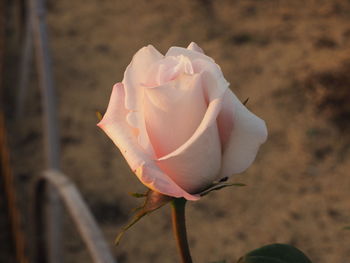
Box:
[157,98,223,194]
[168,43,229,102]
[217,90,235,148]
[192,59,229,101]
[166,45,214,63]
[136,163,200,201]
[123,45,163,153]
[144,56,194,87]
[144,74,207,158]
[123,45,163,111]
[97,83,199,200]
[219,88,268,178]
[97,83,150,169]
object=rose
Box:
[98,42,267,201]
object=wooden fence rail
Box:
[10,0,119,261]
[31,170,116,263]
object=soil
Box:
[4,0,350,262]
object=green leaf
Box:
[115,190,173,245]
[210,260,226,263]
[343,226,350,230]
[237,243,312,263]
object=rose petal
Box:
[219,88,268,178]
[144,73,207,158]
[98,83,149,169]
[156,97,224,193]
[123,45,163,153]
[166,45,214,63]
[145,55,195,86]
[97,83,199,201]
[192,59,229,101]
[136,163,200,201]
[167,44,229,102]
[217,90,235,148]
[187,42,204,53]
[123,45,163,111]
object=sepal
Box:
[115,190,173,245]
[199,179,246,197]
[96,111,103,121]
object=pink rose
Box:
[98,42,267,201]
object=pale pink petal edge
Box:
[219,89,268,178]
[187,42,204,53]
[158,97,223,161]
[136,163,200,201]
[97,83,199,201]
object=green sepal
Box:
[200,182,246,197]
[129,192,148,198]
[115,190,173,245]
[243,97,249,105]
[96,111,103,121]
[237,243,312,263]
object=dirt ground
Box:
[5,0,350,262]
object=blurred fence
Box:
[1,0,117,262]
[31,170,116,263]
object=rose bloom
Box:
[98,42,267,201]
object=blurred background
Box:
[2,0,350,262]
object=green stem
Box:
[171,198,193,263]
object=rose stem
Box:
[171,198,193,263]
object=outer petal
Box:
[123,45,163,153]
[123,45,163,111]
[219,88,268,178]
[136,163,199,201]
[97,83,199,201]
[157,97,223,194]
[144,73,207,158]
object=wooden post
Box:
[32,171,116,263]
[28,0,62,261]
[16,11,33,119]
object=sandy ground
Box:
[5,0,350,262]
